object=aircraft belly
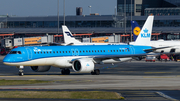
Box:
[4,58,50,66]
[102,57,132,64]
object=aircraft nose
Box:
[3,55,12,64]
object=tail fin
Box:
[62,25,81,44]
[131,21,141,41]
[133,15,154,46]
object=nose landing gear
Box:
[17,66,24,76]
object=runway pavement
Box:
[0,55,180,100]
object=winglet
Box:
[133,15,154,46]
[62,25,81,44]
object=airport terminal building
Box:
[1,0,180,43]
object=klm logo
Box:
[65,32,74,37]
[141,28,150,38]
[86,63,90,66]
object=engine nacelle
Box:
[72,59,94,72]
[31,66,51,72]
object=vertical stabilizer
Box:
[62,25,81,44]
[131,21,141,41]
[133,15,154,46]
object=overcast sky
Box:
[0,0,116,16]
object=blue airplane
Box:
[3,15,156,76]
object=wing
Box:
[69,53,160,64]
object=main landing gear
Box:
[17,66,24,76]
[91,69,100,75]
[61,68,70,75]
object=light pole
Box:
[124,0,126,35]
[130,0,132,42]
[57,0,59,35]
[63,0,65,25]
[88,5,91,15]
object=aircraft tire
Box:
[91,69,100,75]
[18,72,24,76]
[91,71,95,75]
[65,69,70,75]
[95,69,100,75]
[61,69,70,75]
[61,69,65,75]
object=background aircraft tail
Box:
[131,21,141,41]
[62,25,81,44]
[133,15,154,46]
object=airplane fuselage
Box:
[3,45,151,67]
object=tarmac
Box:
[0,55,180,100]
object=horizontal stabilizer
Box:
[143,46,172,52]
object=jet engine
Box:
[72,59,94,72]
[31,66,51,72]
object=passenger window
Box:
[53,51,55,53]
[35,52,36,54]
[104,50,105,52]
[57,51,58,53]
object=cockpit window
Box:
[9,51,22,54]
[17,51,22,54]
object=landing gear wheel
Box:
[18,72,24,76]
[61,69,70,75]
[18,66,24,76]
[91,69,100,75]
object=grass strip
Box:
[0,79,52,86]
[0,91,124,100]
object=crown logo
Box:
[143,28,148,33]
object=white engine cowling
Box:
[31,66,51,72]
[72,59,94,72]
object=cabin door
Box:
[130,46,135,54]
[26,48,32,60]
